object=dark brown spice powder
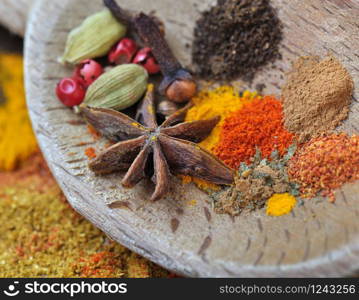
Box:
[192,0,282,82]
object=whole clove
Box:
[104,0,197,103]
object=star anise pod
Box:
[81,86,234,201]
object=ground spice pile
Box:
[185,86,259,151]
[0,152,171,278]
[192,0,282,81]
[183,86,258,190]
[213,96,294,169]
[282,56,353,142]
[288,133,359,202]
[213,146,299,216]
[0,54,37,170]
[266,193,296,217]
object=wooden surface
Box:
[0,0,35,36]
[25,0,359,277]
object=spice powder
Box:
[288,133,359,202]
[213,96,294,169]
[0,54,37,171]
[183,86,258,189]
[192,0,283,81]
[282,56,353,142]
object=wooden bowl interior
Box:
[25,0,359,277]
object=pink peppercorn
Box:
[133,47,160,74]
[74,59,103,87]
[108,38,138,65]
[56,77,86,107]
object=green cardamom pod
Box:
[60,9,126,65]
[84,64,148,110]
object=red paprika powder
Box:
[288,133,359,201]
[213,96,294,169]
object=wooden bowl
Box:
[25,0,359,277]
[0,0,34,36]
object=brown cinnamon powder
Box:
[282,56,353,142]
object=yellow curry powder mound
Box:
[183,86,259,189]
[0,151,170,278]
[185,86,259,151]
[266,193,296,217]
[0,54,37,171]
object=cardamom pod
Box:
[83,64,148,110]
[60,9,126,65]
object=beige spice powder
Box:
[282,56,353,142]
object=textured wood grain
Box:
[25,0,359,277]
[0,0,35,36]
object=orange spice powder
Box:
[288,133,359,201]
[85,147,97,159]
[213,96,294,169]
[87,124,102,140]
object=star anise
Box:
[81,86,234,200]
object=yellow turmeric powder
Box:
[266,193,296,216]
[180,174,221,191]
[0,162,170,277]
[183,86,259,189]
[127,253,152,278]
[185,86,259,151]
[0,54,37,171]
